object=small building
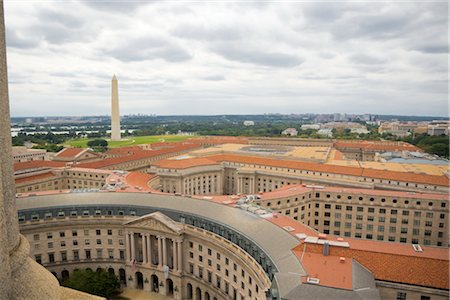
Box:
[282,128,298,136]
[243,121,255,126]
[53,148,101,163]
[12,146,47,163]
[301,124,321,130]
[317,128,333,138]
[428,125,449,136]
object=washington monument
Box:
[111,75,121,141]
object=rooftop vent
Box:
[323,241,330,256]
[307,277,320,285]
[283,226,295,232]
[318,233,327,239]
[412,244,423,252]
[340,257,346,263]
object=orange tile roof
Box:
[55,148,86,158]
[187,136,249,144]
[15,172,57,184]
[153,157,219,169]
[334,140,421,152]
[124,172,157,191]
[293,242,449,290]
[77,143,200,169]
[204,154,448,186]
[14,160,65,172]
[258,184,448,201]
[295,248,353,290]
[267,212,448,290]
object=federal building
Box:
[0,1,449,299]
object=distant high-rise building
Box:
[111,75,121,141]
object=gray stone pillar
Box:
[172,239,177,270]
[146,234,151,265]
[157,236,162,267]
[130,232,135,261]
[125,232,131,261]
[162,237,167,266]
[0,2,61,298]
[177,241,182,272]
[142,234,147,263]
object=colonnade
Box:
[125,231,183,272]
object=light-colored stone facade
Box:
[15,168,110,193]
[254,188,448,247]
[20,212,271,300]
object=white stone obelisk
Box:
[111,75,121,141]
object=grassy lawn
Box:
[64,135,197,148]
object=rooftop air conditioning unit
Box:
[307,277,320,284]
[412,244,423,252]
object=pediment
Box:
[124,211,183,235]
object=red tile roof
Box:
[293,242,449,290]
[77,143,200,169]
[55,148,86,158]
[258,184,448,201]
[263,212,448,290]
[334,140,421,152]
[153,157,219,169]
[124,172,157,191]
[204,154,448,186]
[15,172,57,184]
[13,160,65,172]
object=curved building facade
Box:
[17,191,449,300]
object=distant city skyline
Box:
[4,1,448,117]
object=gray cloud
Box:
[212,44,303,68]
[80,0,150,13]
[3,1,448,117]
[172,24,241,41]
[105,36,191,62]
[414,45,448,54]
[350,54,386,65]
[5,29,39,49]
[202,75,225,81]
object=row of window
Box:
[35,248,125,264]
[188,241,259,296]
[19,210,137,222]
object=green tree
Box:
[62,269,120,298]
[87,139,108,147]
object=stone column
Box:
[172,239,177,270]
[142,234,147,263]
[157,236,162,267]
[130,232,135,261]
[0,2,61,298]
[162,237,167,266]
[125,232,131,261]
[177,241,182,272]
[146,234,152,265]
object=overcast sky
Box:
[4,1,448,117]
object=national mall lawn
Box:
[64,135,196,148]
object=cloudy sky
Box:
[4,1,448,117]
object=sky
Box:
[4,1,449,117]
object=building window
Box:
[48,253,55,263]
[396,292,407,300]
